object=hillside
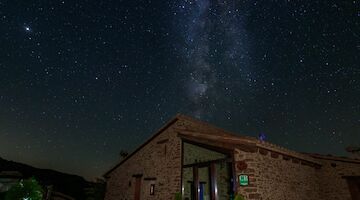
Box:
[0,157,90,199]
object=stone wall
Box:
[315,158,360,200]
[104,115,360,200]
[103,116,231,200]
[234,148,360,200]
[234,148,322,200]
[104,120,182,200]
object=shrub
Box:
[5,177,43,200]
[234,194,245,200]
[175,192,182,200]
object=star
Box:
[24,26,31,32]
[0,0,357,181]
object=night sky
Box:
[0,0,359,180]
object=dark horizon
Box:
[0,0,359,180]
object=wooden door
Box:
[346,177,360,200]
[134,177,142,200]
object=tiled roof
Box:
[303,153,360,164]
[176,114,325,164]
[176,129,322,165]
[103,113,359,177]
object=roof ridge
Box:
[303,153,360,163]
[175,114,322,164]
[175,114,258,141]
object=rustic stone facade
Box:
[104,114,360,200]
[234,148,322,200]
[315,156,360,200]
[104,119,182,200]
[234,147,360,200]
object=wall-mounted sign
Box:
[150,184,155,195]
[239,175,249,186]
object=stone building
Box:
[103,114,360,200]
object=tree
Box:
[5,177,43,200]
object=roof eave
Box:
[103,115,181,178]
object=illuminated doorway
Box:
[182,142,234,200]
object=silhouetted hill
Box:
[0,157,89,199]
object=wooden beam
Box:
[210,162,217,200]
[194,166,199,200]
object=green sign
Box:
[239,175,249,186]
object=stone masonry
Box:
[234,148,321,200]
[104,114,360,200]
[104,118,182,200]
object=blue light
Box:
[259,133,266,142]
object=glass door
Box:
[182,167,194,200]
[198,166,211,200]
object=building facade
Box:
[104,114,360,200]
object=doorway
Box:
[182,142,234,200]
[345,176,360,200]
[183,161,233,200]
[197,165,211,200]
[134,176,142,200]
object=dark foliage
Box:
[0,157,89,199]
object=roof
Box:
[304,153,360,164]
[103,114,181,178]
[103,114,359,177]
[103,113,262,177]
[176,129,322,166]
[174,115,322,165]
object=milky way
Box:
[175,0,252,119]
[0,0,359,179]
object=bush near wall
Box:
[5,177,43,200]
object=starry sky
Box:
[0,0,359,179]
